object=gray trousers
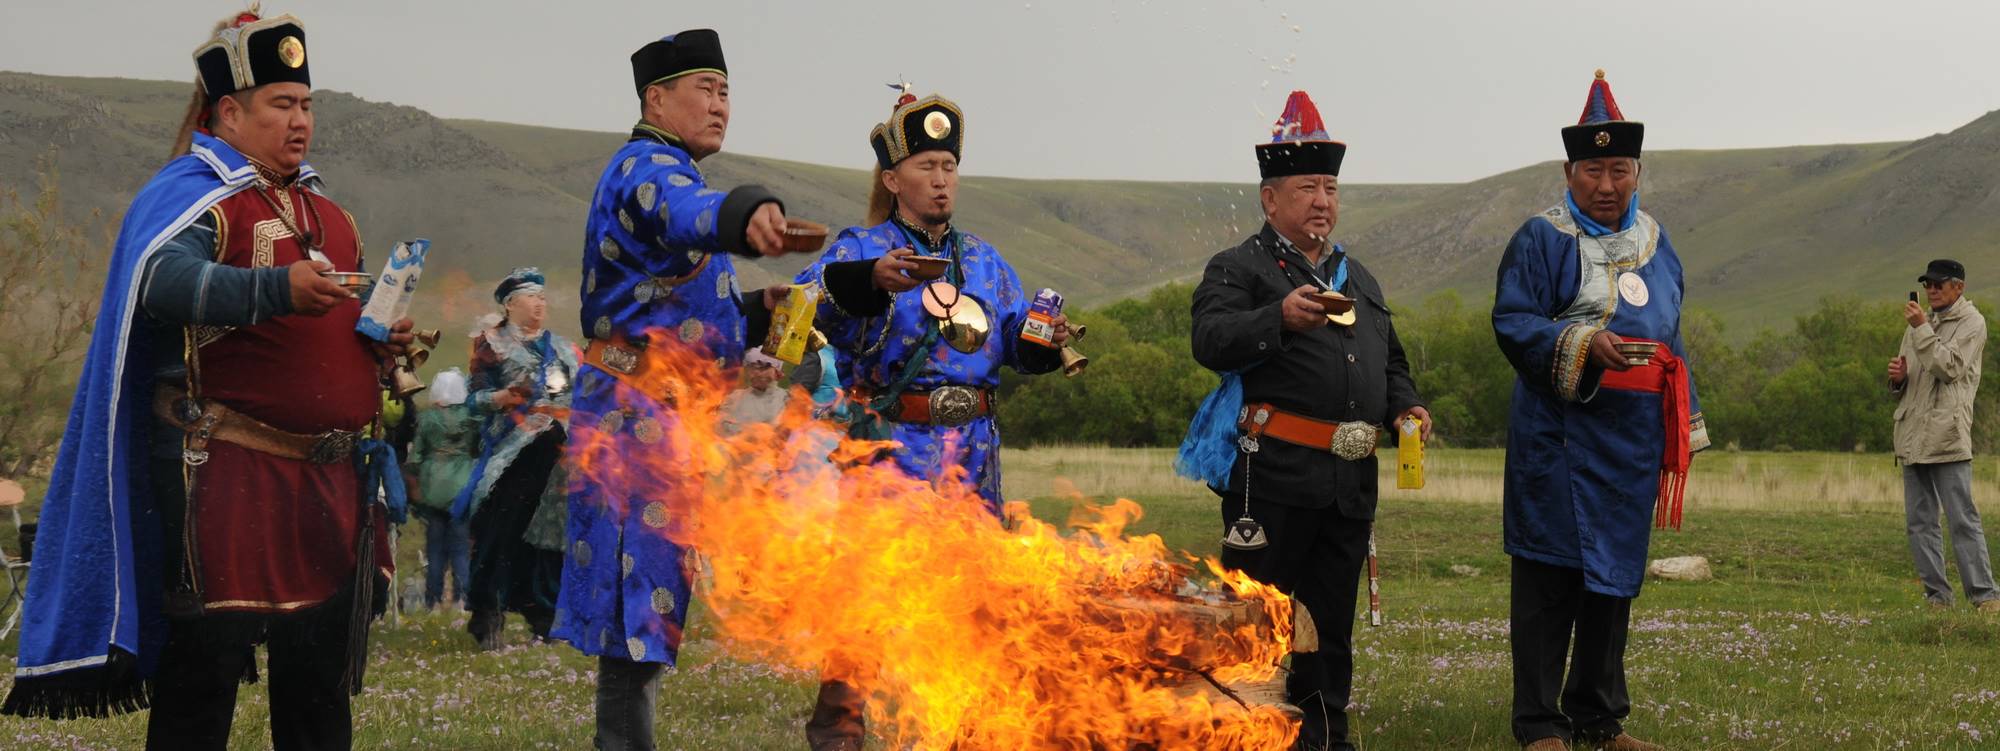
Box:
[594,656,665,751]
[1903,461,2000,604]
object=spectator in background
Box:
[721,347,791,435]
[1889,259,1999,613]
[410,368,478,609]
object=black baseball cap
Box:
[1919,259,1966,284]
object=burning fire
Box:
[568,337,1299,749]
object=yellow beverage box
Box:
[762,284,819,364]
[1396,418,1425,490]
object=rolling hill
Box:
[5,70,2000,339]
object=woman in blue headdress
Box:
[457,267,577,647]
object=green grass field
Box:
[4,448,1999,749]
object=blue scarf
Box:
[3,134,325,718]
[1175,242,1346,490]
[1564,190,1640,237]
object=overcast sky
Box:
[6,0,1999,184]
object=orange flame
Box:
[569,336,1299,749]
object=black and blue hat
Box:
[494,267,547,304]
[631,29,727,98]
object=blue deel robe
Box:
[554,124,778,666]
[1491,198,1709,598]
[794,220,1060,514]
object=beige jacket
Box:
[1893,297,1986,464]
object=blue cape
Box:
[2,133,323,718]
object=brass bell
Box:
[390,366,427,399]
[1060,348,1088,377]
[389,328,441,399]
[1059,324,1088,378]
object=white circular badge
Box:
[1617,271,1650,307]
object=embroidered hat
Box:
[1561,70,1644,161]
[194,11,311,102]
[870,91,964,171]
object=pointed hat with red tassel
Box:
[1255,90,1345,179]
[1560,69,1644,161]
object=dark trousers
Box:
[1509,555,1632,745]
[467,429,565,637]
[144,589,357,751]
[805,678,867,750]
[595,655,665,751]
[419,506,471,608]
[1220,498,1370,751]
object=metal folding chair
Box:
[0,480,29,642]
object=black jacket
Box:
[1190,223,1422,518]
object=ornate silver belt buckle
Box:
[308,430,360,464]
[927,386,980,427]
[1329,421,1378,461]
[601,343,642,375]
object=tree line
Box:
[998,282,2000,454]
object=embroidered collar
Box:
[892,213,953,251]
[630,121,685,146]
[247,157,300,188]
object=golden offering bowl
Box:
[1615,341,1661,366]
[1313,290,1357,326]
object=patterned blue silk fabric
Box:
[795,220,1051,513]
[555,127,750,666]
[454,324,578,521]
[1492,202,1705,598]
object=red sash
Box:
[1597,338,1690,530]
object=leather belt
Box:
[1237,402,1378,461]
[153,388,364,465]
[584,336,647,380]
[584,335,678,403]
[892,386,993,427]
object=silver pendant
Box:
[183,448,209,466]
[1238,435,1261,454]
[1222,514,1269,550]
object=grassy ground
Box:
[4,448,2000,749]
